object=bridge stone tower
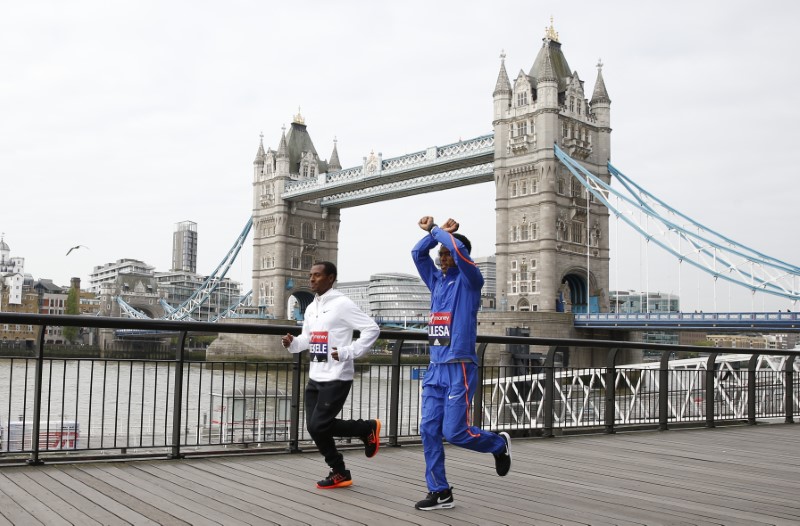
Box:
[492,22,611,314]
[251,112,341,319]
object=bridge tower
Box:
[492,21,612,313]
[251,112,341,319]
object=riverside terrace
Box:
[0,314,798,523]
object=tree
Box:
[62,287,80,342]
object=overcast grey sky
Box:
[2,1,799,313]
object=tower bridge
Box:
[252,21,612,320]
[112,21,799,333]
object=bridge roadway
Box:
[1,423,798,525]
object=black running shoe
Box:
[316,469,352,489]
[494,431,511,476]
[415,487,454,510]
[363,419,381,458]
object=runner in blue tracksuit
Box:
[411,216,511,511]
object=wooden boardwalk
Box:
[1,423,799,525]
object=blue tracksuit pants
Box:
[420,361,506,491]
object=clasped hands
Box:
[418,216,459,233]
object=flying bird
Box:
[66,245,89,256]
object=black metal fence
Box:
[0,313,797,466]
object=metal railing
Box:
[0,312,797,466]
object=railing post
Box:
[27,324,48,466]
[705,353,718,428]
[288,352,303,453]
[473,343,488,429]
[747,354,760,425]
[658,351,671,431]
[169,331,187,459]
[604,349,619,434]
[785,355,795,424]
[542,347,558,438]
[388,339,405,447]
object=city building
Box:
[172,220,198,273]
[474,256,497,309]
[367,273,430,321]
[90,259,157,295]
[610,290,680,313]
[335,279,371,315]
[337,273,430,322]
[0,236,29,306]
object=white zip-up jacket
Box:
[286,288,380,382]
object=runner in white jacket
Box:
[282,261,381,489]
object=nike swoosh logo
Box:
[437,496,449,503]
[448,394,460,400]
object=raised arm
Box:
[411,215,440,291]
[431,219,484,290]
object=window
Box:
[569,96,574,112]
[302,255,313,270]
[511,226,518,241]
[557,178,565,195]
[531,179,538,193]
[320,230,326,241]
[510,182,517,197]
[516,91,528,106]
[521,180,527,195]
[570,222,584,243]
[516,121,527,137]
[531,223,538,240]
[290,252,300,269]
[289,224,296,236]
[301,222,312,239]
[577,101,581,114]
[520,225,528,241]
[571,179,581,198]
[511,260,518,270]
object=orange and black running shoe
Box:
[317,469,352,489]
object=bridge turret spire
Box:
[253,132,266,166]
[328,137,341,171]
[493,50,512,121]
[277,126,288,159]
[590,59,611,105]
[493,50,512,96]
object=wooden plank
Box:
[50,465,177,526]
[0,480,44,525]
[126,462,295,526]
[144,460,329,526]
[5,471,102,526]
[79,463,242,526]
[0,471,70,526]
[0,423,798,525]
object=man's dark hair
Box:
[314,261,338,280]
[452,233,472,254]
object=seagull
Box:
[66,245,89,256]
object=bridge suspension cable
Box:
[114,217,253,322]
[554,145,800,303]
